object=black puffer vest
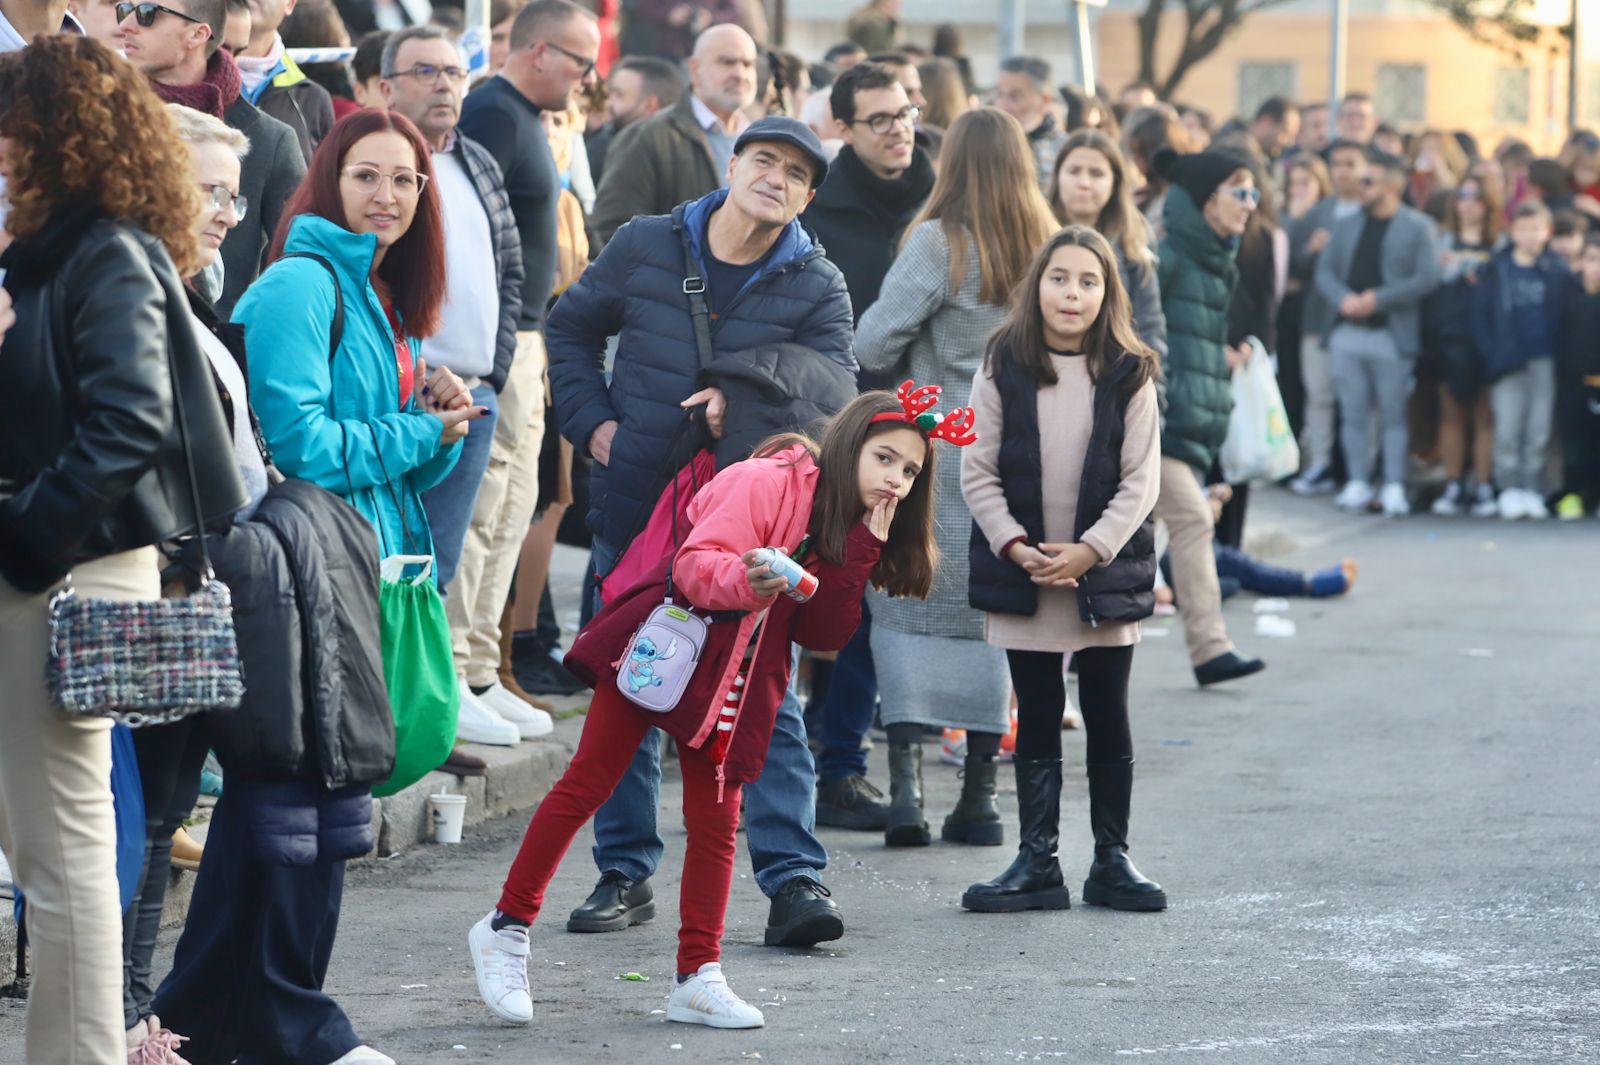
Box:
[967,347,1156,625]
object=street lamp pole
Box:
[999,0,1025,61]
[1329,0,1349,115]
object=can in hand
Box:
[750,547,819,603]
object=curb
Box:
[0,730,576,990]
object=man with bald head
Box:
[591,21,759,244]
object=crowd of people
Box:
[0,0,1596,1061]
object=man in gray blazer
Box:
[1315,148,1440,517]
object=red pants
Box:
[496,684,745,973]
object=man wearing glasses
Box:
[798,61,933,836]
[452,0,598,765]
[232,0,334,159]
[591,22,758,246]
[994,54,1068,193]
[109,0,306,312]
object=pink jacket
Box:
[566,446,881,790]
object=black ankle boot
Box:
[1081,758,1167,912]
[884,742,930,847]
[961,758,1070,912]
[941,753,1003,845]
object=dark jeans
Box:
[152,785,359,1065]
[1007,647,1134,765]
[123,717,208,1029]
[816,600,878,785]
[1213,543,1310,598]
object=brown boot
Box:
[499,598,555,711]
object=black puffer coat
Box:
[705,342,859,469]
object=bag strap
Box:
[282,252,345,363]
[680,236,715,375]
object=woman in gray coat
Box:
[854,109,1059,849]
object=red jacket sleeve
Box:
[673,462,787,612]
[788,523,883,652]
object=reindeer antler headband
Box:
[869,380,979,447]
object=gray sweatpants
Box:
[1489,358,1555,492]
[1330,324,1413,487]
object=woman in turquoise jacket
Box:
[234,109,484,563]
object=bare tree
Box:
[1135,0,1544,103]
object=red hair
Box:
[269,109,446,337]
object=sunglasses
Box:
[541,40,597,80]
[198,182,247,219]
[1226,186,1262,207]
[115,1,206,28]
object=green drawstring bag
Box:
[373,553,459,798]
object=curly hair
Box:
[0,36,202,276]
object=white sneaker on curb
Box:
[324,1047,396,1065]
[476,682,554,739]
[1498,488,1528,521]
[469,912,533,1024]
[1469,482,1500,518]
[1335,481,1374,512]
[456,682,521,746]
[1522,491,1549,520]
[1289,465,1337,496]
[666,963,765,1029]
[1431,481,1463,516]
[1379,483,1410,517]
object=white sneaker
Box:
[1289,465,1337,496]
[1469,482,1500,518]
[1498,488,1528,521]
[666,963,765,1029]
[1430,481,1463,516]
[1522,490,1549,520]
[456,682,521,746]
[324,1047,396,1065]
[1334,481,1374,512]
[476,681,554,739]
[468,912,533,1024]
[1379,483,1410,517]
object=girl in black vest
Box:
[961,226,1167,913]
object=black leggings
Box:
[1007,647,1134,764]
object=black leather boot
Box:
[961,758,1071,912]
[940,753,1003,845]
[763,876,845,947]
[884,742,931,847]
[566,872,655,932]
[1081,758,1168,911]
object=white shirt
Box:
[426,148,499,380]
[193,316,269,520]
[690,94,750,137]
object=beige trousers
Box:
[446,329,547,686]
[1152,456,1233,666]
[0,546,160,1065]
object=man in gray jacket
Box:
[1314,148,1439,517]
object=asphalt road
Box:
[5,491,1598,1063]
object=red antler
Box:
[895,379,942,418]
[926,406,978,447]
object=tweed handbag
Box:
[44,316,244,727]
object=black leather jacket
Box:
[0,208,248,593]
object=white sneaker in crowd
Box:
[1469,482,1500,518]
[469,912,533,1024]
[1522,490,1549,520]
[1289,464,1337,496]
[1498,488,1528,521]
[1334,481,1374,512]
[1431,481,1463,516]
[456,681,521,747]
[476,681,554,739]
[1379,483,1410,518]
[324,1047,396,1065]
[665,963,766,1029]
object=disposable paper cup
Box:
[429,793,468,844]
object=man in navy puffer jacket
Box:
[546,116,858,951]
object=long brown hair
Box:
[901,108,1058,304]
[984,226,1157,393]
[1443,174,1503,246]
[269,109,447,337]
[752,393,938,600]
[917,57,968,131]
[1048,129,1154,273]
[0,36,203,276]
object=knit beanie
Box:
[1154,147,1249,207]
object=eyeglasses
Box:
[1226,186,1262,207]
[850,105,920,136]
[340,164,429,197]
[1456,188,1481,200]
[115,1,205,28]
[541,40,597,80]
[197,182,247,219]
[386,63,469,84]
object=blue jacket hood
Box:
[676,188,818,290]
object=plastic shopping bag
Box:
[1220,338,1300,483]
[372,555,458,798]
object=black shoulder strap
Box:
[282,252,344,363]
[680,235,715,375]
